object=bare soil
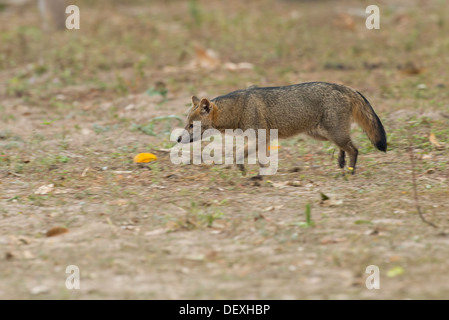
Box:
[1,0,449,299]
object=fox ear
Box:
[199,98,211,114]
[191,95,200,106]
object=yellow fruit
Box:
[134,153,157,163]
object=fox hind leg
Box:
[323,119,358,174]
[307,130,353,172]
[338,150,346,169]
[334,140,358,174]
[348,143,358,174]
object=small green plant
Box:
[114,73,129,95]
[188,0,203,26]
[57,155,70,163]
[200,209,224,227]
[6,76,29,97]
[146,85,168,105]
[93,123,114,134]
[146,86,167,99]
[292,203,315,228]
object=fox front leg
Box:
[234,143,247,175]
[237,164,246,175]
[234,143,258,178]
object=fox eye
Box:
[189,124,193,129]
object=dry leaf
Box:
[333,13,355,31]
[263,205,284,212]
[18,236,30,245]
[30,285,49,295]
[133,153,157,163]
[35,184,54,195]
[399,62,425,75]
[145,228,168,236]
[5,252,14,260]
[389,255,402,262]
[271,181,288,189]
[429,133,444,150]
[223,62,254,71]
[46,226,69,237]
[22,250,35,259]
[387,266,404,277]
[185,254,205,261]
[81,167,90,177]
[194,45,221,69]
[320,237,347,244]
[53,188,74,194]
[271,181,301,189]
[320,199,344,207]
[115,199,128,206]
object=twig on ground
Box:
[408,135,438,229]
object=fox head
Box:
[177,96,218,143]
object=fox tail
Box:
[352,91,387,152]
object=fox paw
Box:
[237,164,247,176]
[347,167,355,175]
[249,175,263,181]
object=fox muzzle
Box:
[177,135,194,144]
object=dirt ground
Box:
[1,0,449,299]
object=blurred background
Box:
[1,0,448,102]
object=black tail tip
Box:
[376,140,387,152]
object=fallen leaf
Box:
[389,255,402,262]
[387,266,405,277]
[303,154,313,162]
[121,225,140,232]
[46,227,69,237]
[185,254,205,261]
[35,184,54,195]
[81,167,90,177]
[53,188,75,194]
[271,182,288,189]
[320,192,330,201]
[320,237,347,244]
[30,285,49,295]
[429,133,444,150]
[18,236,30,245]
[398,62,425,75]
[354,220,372,225]
[333,13,355,31]
[194,45,221,69]
[320,199,344,207]
[22,250,34,259]
[145,228,168,236]
[5,252,14,260]
[133,153,158,163]
[263,205,284,212]
[115,199,128,206]
[271,181,301,189]
[365,228,380,236]
[223,62,254,71]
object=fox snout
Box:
[177,135,193,144]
